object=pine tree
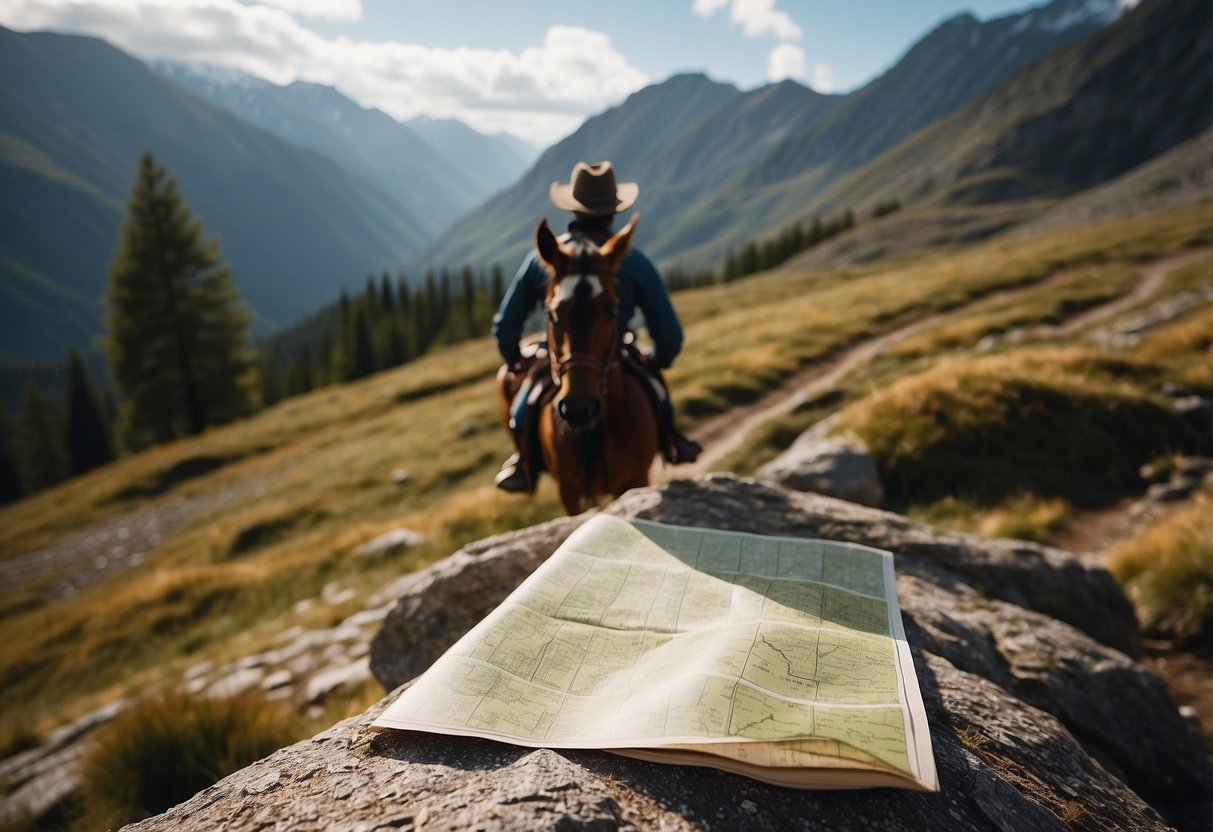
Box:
[490,265,506,306]
[103,151,258,446]
[64,350,114,476]
[396,278,416,359]
[350,306,375,380]
[15,382,68,493]
[316,329,334,386]
[363,276,381,328]
[289,344,315,396]
[808,217,823,247]
[379,272,395,315]
[461,266,477,339]
[332,291,353,382]
[0,403,23,504]
[261,352,283,407]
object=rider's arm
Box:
[627,250,683,369]
[492,252,545,367]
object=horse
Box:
[497,215,659,515]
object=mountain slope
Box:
[0,28,429,361]
[418,73,742,272]
[407,116,536,198]
[1019,125,1213,236]
[773,0,1213,231]
[155,65,519,231]
[741,0,1124,191]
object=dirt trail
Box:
[1045,247,1211,338]
[659,313,946,482]
[657,247,1212,484]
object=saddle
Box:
[510,334,688,465]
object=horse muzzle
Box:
[557,396,602,431]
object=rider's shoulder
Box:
[620,247,659,276]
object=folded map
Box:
[373,514,938,790]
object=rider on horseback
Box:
[492,160,702,493]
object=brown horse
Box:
[498,216,659,514]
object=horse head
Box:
[537,215,637,431]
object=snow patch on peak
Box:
[153,60,264,90]
[1038,0,1121,33]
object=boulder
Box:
[355,528,428,559]
[132,476,1210,831]
[0,700,126,827]
[756,436,885,507]
[305,658,371,703]
[206,667,265,699]
[369,515,585,691]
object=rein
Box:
[550,338,620,396]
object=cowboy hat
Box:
[549,161,639,215]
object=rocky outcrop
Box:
[0,701,125,828]
[369,515,584,691]
[756,436,885,506]
[131,475,1210,831]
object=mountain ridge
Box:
[418,72,742,272]
[0,28,431,361]
[419,0,1130,273]
[154,64,532,230]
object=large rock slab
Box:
[369,515,584,692]
[756,436,886,507]
[134,475,1211,831]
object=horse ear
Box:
[536,219,567,273]
[599,214,638,268]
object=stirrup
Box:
[666,434,702,465]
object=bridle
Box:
[547,262,621,398]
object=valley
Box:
[1,0,1211,827]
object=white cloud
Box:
[731,0,801,40]
[693,0,801,41]
[766,43,804,82]
[257,0,362,21]
[692,0,728,16]
[0,0,647,144]
[811,63,835,94]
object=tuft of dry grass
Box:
[912,493,1072,544]
[1138,305,1213,393]
[77,689,305,830]
[834,348,1191,508]
[1108,490,1213,645]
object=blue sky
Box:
[0,0,1052,145]
[332,1,1040,91]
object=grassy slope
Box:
[1,202,1211,746]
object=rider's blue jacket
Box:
[491,221,684,369]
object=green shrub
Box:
[78,689,303,828]
[1109,491,1213,645]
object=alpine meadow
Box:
[1,0,1212,830]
